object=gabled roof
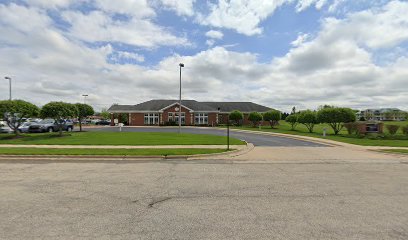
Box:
[202,102,271,113]
[108,100,217,113]
[108,100,272,113]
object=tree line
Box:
[228,107,357,135]
[0,100,94,136]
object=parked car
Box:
[18,122,34,133]
[0,121,12,134]
[28,119,74,133]
[95,120,111,125]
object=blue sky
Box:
[0,0,408,111]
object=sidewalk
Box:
[0,144,245,149]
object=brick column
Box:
[110,113,115,126]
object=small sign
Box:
[114,119,118,124]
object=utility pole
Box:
[178,63,184,133]
[4,76,11,100]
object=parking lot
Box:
[1,159,407,239]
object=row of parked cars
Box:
[1,118,111,134]
[0,119,74,134]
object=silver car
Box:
[18,122,34,133]
[0,121,12,134]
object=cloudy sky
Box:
[0,0,407,112]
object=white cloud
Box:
[205,30,224,39]
[112,51,145,63]
[206,39,215,46]
[61,10,189,48]
[321,1,408,49]
[22,0,75,9]
[296,0,327,12]
[198,0,329,36]
[291,33,309,47]
[198,0,287,36]
[94,0,156,18]
[159,0,196,16]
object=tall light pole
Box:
[178,63,184,133]
[4,76,11,100]
[82,94,88,104]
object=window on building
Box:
[173,112,185,124]
[144,113,159,125]
[168,112,173,121]
[195,113,208,125]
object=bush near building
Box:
[248,112,263,127]
[263,110,281,129]
[402,126,408,135]
[386,125,400,135]
[229,110,244,126]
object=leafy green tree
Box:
[317,107,356,135]
[285,114,299,130]
[75,103,94,132]
[229,110,244,126]
[40,102,77,136]
[263,110,281,128]
[298,110,318,133]
[100,108,110,120]
[248,112,263,127]
[0,100,39,136]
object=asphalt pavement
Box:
[87,126,328,147]
[1,159,407,239]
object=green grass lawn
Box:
[223,121,408,147]
[378,149,408,155]
[0,148,228,156]
[0,132,244,146]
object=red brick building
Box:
[108,100,271,126]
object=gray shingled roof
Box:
[202,102,271,113]
[108,100,271,113]
[108,100,217,112]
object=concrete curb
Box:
[0,142,252,162]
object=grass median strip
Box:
[0,148,230,156]
[378,149,408,155]
[0,132,245,146]
[221,120,408,147]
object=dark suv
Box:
[28,119,74,133]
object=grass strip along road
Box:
[379,149,408,155]
[0,132,244,146]
[0,148,229,156]
[224,121,408,147]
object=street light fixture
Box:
[178,63,184,134]
[4,76,11,100]
[82,94,88,104]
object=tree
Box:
[386,125,399,135]
[100,108,110,120]
[248,112,263,127]
[229,110,243,126]
[281,112,289,120]
[285,114,299,130]
[75,103,94,132]
[0,100,39,136]
[40,102,77,136]
[291,106,296,114]
[317,107,356,135]
[263,110,281,128]
[298,110,318,133]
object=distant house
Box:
[107,99,271,126]
[357,108,406,121]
